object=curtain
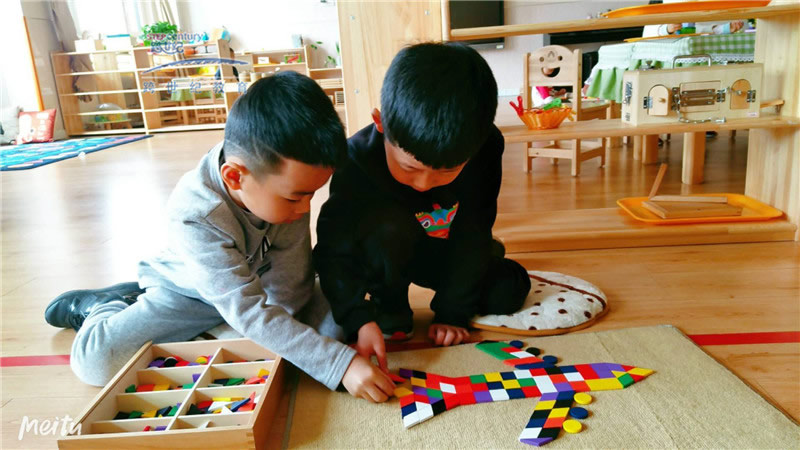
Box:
[122,0,182,37]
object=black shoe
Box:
[45,282,143,331]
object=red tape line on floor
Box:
[0,354,70,367]
[688,331,800,346]
[2,331,798,367]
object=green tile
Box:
[469,374,487,384]
[427,388,443,398]
[618,373,635,387]
[518,378,537,387]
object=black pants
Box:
[356,206,531,326]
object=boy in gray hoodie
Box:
[45,72,395,402]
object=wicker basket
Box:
[518,106,574,130]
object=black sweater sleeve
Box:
[429,126,504,327]
[313,173,375,340]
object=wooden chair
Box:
[522,45,607,176]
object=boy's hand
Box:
[356,321,388,372]
[341,355,395,402]
[428,323,469,346]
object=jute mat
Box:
[286,325,799,448]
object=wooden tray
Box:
[603,1,770,18]
[617,193,784,225]
[57,338,285,449]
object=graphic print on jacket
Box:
[415,202,459,239]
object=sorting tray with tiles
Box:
[57,338,285,449]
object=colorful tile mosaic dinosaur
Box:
[394,340,654,446]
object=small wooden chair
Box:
[523,45,607,176]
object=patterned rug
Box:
[0,135,152,171]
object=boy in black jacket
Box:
[314,43,531,371]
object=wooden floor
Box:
[1,128,798,448]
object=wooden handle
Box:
[648,163,668,199]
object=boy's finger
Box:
[436,329,446,345]
[367,385,388,403]
[443,329,456,346]
[428,325,437,340]
[374,342,389,373]
[375,372,396,396]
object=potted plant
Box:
[140,21,178,47]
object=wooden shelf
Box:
[500,115,800,144]
[246,47,304,54]
[449,3,800,40]
[54,48,136,56]
[79,128,147,136]
[494,208,796,253]
[144,104,225,113]
[147,123,226,133]
[56,69,138,76]
[70,108,144,117]
[59,89,140,97]
[253,63,305,68]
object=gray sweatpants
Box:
[71,282,342,386]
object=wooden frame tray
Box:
[57,338,285,449]
[603,1,770,18]
[617,193,784,225]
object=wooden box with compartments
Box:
[57,338,285,449]
[621,62,763,125]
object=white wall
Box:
[477,0,648,95]
[177,0,341,68]
[18,0,68,139]
[0,1,40,114]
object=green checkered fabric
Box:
[586,33,755,102]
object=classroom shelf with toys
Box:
[444,1,800,249]
[51,39,236,136]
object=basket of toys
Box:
[510,96,574,130]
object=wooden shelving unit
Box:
[51,39,236,136]
[442,2,799,246]
[222,48,347,128]
[448,3,800,40]
[243,46,310,76]
[309,67,346,125]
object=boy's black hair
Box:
[380,42,498,169]
[224,71,346,176]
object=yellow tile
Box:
[411,377,426,387]
[550,407,569,418]
[212,397,232,402]
[534,400,555,410]
[501,379,521,389]
[257,369,270,377]
[611,370,626,378]
[394,387,413,398]
[586,378,624,391]
[153,384,169,391]
[628,367,654,376]
[484,372,503,382]
[142,410,156,418]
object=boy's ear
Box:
[371,108,383,133]
[220,161,247,190]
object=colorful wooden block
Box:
[397,341,654,447]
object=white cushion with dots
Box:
[472,270,607,334]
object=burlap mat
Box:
[286,325,799,448]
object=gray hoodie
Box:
[138,142,356,390]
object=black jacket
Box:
[313,123,504,336]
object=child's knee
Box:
[70,329,123,386]
[482,258,531,314]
